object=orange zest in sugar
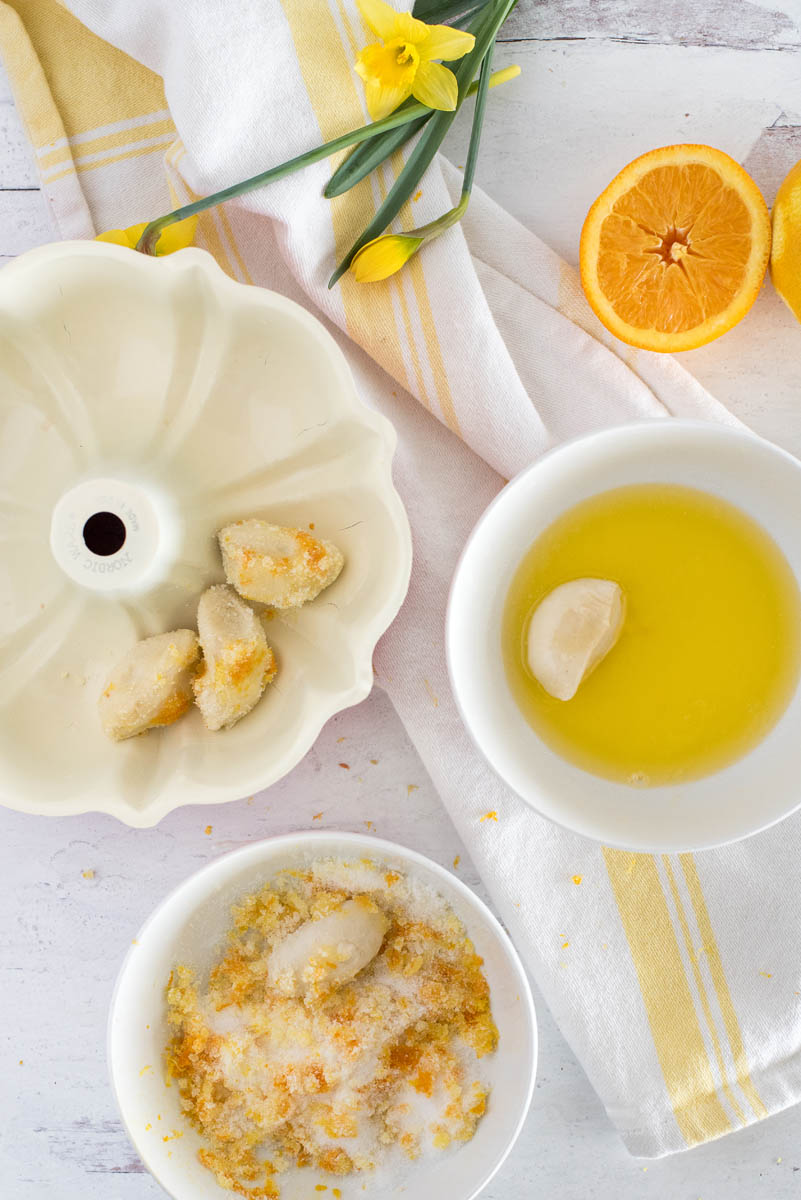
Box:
[502,483,801,786]
[165,858,497,1196]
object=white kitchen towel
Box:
[2,0,799,1157]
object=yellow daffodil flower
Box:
[95,213,198,255]
[354,0,475,120]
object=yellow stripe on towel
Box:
[0,1,69,157]
[661,855,746,1125]
[333,0,449,423]
[679,854,768,1121]
[332,0,459,433]
[604,849,733,1145]
[392,150,461,436]
[281,0,411,396]
[330,0,431,410]
[45,138,175,184]
[5,0,167,143]
[38,116,175,171]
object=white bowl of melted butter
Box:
[108,832,537,1200]
[448,420,801,852]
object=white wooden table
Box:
[2,3,801,1197]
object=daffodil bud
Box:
[349,190,469,284]
[350,232,425,282]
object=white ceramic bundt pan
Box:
[0,241,411,824]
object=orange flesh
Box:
[597,163,753,333]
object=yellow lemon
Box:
[771,157,801,323]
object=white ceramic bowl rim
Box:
[108,831,537,1200]
[447,418,801,852]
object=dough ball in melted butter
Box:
[527,578,625,701]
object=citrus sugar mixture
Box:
[165,858,497,1197]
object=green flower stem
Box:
[461,37,495,198]
[411,191,470,241]
[135,65,514,255]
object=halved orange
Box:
[580,144,771,352]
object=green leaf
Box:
[324,106,431,200]
[412,0,484,20]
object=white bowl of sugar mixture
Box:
[108,831,537,1200]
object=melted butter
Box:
[502,483,801,786]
